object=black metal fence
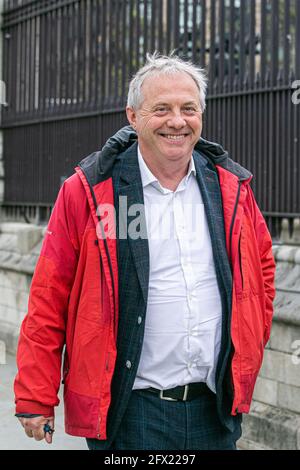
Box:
[1,0,300,237]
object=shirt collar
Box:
[137,146,196,191]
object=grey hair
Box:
[127,52,208,112]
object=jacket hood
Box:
[78,125,252,186]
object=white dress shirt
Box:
[133,147,222,393]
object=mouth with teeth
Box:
[159,133,190,143]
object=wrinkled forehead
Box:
[140,71,201,105]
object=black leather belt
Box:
[146,382,210,402]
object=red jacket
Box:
[14,128,276,439]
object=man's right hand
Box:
[18,416,55,444]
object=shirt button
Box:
[137,316,142,325]
[126,360,132,369]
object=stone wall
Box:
[0,220,299,449]
[0,0,4,202]
[239,221,300,450]
[0,223,43,353]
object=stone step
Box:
[237,438,273,450]
[241,401,300,450]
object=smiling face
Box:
[126,72,203,167]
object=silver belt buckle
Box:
[182,384,189,401]
[159,385,189,401]
[159,390,178,401]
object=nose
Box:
[167,112,186,129]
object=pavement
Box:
[0,353,87,450]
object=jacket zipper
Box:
[229,180,242,263]
[238,236,244,290]
[228,180,243,414]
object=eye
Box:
[183,107,197,114]
[154,107,168,115]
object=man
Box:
[15,53,275,450]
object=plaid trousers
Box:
[86,387,242,450]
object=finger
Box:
[44,418,55,444]
[24,427,33,438]
[29,420,49,442]
[45,431,53,444]
[32,428,46,441]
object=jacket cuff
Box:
[15,401,54,418]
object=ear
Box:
[126,106,137,130]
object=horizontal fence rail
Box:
[1,0,300,237]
